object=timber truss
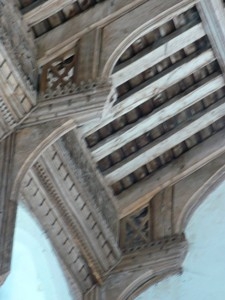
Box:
[1,0,225,298]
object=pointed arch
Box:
[176,164,225,233]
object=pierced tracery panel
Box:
[120,204,151,252]
[40,50,77,96]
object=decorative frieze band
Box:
[42,142,121,275]
[60,130,119,238]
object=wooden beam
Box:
[91,73,224,161]
[36,0,197,65]
[105,97,225,184]
[112,22,205,86]
[85,49,215,136]
[198,0,225,75]
[112,49,215,121]
[39,150,111,275]
[117,129,225,218]
[23,0,77,27]
[36,0,148,64]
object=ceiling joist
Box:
[36,0,147,64]
[86,48,215,136]
[112,22,205,87]
[117,130,225,218]
[104,97,225,184]
[90,73,224,161]
[23,0,77,27]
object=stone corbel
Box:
[84,234,187,300]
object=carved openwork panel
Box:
[120,204,151,252]
[120,186,175,253]
[40,51,77,96]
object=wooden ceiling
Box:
[1,0,225,298]
[83,5,225,219]
[18,0,103,37]
[18,0,225,277]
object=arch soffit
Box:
[176,164,225,234]
[117,269,179,300]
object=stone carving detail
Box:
[39,48,112,100]
[41,79,108,100]
[46,142,121,271]
[40,52,77,94]
[0,0,37,90]
[0,97,16,129]
[120,204,151,252]
[61,131,119,238]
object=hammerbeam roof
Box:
[1,0,225,298]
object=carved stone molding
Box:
[0,0,37,91]
[41,79,111,100]
[59,131,119,238]
[22,80,112,126]
[41,140,121,279]
[0,96,15,140]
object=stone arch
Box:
[117,269,178,300]
[15,125,121,294]
[101,22,155,80]
[11,118,77,202]
[101,0,190,79]
[176,164,225,234]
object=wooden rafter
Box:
[23,0,77,27]
[36,0,146,64]
[86,49,215,136]
[112,22,205,86]
[104,97,225,184]
[117,130,225,218]
[90,74,224,161]
[36,0,197,65]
